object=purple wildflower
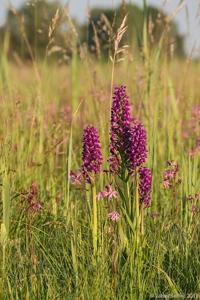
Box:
[97,185,118,201]
[31,202,43,213]
[139,167,152,208]
[109,86,147,174]
[82,126,102,182]
[108,211,121,222]
[124,121,147,173]
[109,86,131,172]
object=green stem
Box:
[134,170,142,291]
[92,182,97,255]
[140,203,144,236]
[134,170,140,245]
[126,181,131,216]
[123,179,131,217]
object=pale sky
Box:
[1,0,200,56]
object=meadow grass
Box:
[0,16,200,299]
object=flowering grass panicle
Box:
[139,167,152,208]
[82,126,102,182]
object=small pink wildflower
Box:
[97,191,108,200]
[97,185,118,201]
[31,202,43,212]
[108,211,120,222]
[105,185,118,200]
[164,169,175,179]
[163,180,170,189]
[70,171,83,185]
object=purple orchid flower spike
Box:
[82,126,102,183]
[124,121,147,173]
[139,167,152,208]
[109,86,148,175]
[109,86,131,173]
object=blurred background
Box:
[0,0,200,62]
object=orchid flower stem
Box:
[126,181,131,216]
[124,179,131,217]
[134,169,143,291]
[140,203,144,236]
[92,182,97,255]
[134,170,140,246]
